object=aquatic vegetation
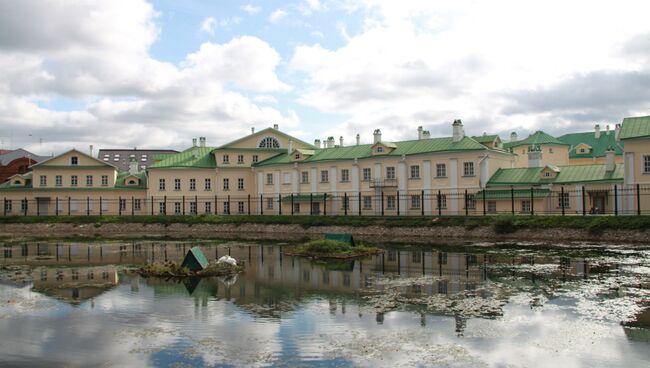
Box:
[136,261,243,277]
[287,239,382,259]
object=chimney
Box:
[422,130,431,139]
[417,126,423,140]
[314,139,321,147]
[510,131,518,142]
[595,124,600,139]
[288,139,293,154]
[606,146,616,171]
[527,145,542,167]
[199,137,206,147]
[192,147,198,159]
[273,124,279,130]
[606,124,610,135]
[192,138,197,147]
[251,127,255,134]
[615,124,621,141]
[327,136,335,148]
[356,134,360,145]
[339,136,344,147]
[373,129,382,144]
[89,144,94,157]
[129,158,138,174]
[452,119,464,143]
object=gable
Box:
[219,127,315,150]
[575,143,592,154]
[33,149,117,169]
[371,142,396,155]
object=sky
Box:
[1,0,650,156]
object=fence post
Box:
[344,192,347,216]
[182,196,185,215]
[637,183,641,215]
[278,194,282,215]
[68,197,71,216]
[582,186,586,216]
[530,187,534,216]
[3,197,5,216]
[194,195,198,215]
[482,189,486,216]
[560,186,564,216]
[248,194,251,215]
[381,191,385,216]
[227,195,231,215]
[323,193,327,216]
[87,197,90,216]
[164,196,167,215]
[614,184,618,216]
[260,194,263,215]
[421,190,425,216]
[291,194,294,215]
[396,190,399,216]
[151,196,154,215]
[464,189,468,216]
[438,190,442,216]
[118,196,121,216]
[310,193,313,215]
[358,192,361,216]
[511,187,515,215]
[215,195,218,215]
[131,196,135,216]
[24,197,28,216]
[55,197,59,216]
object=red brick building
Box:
[0,149,48,183]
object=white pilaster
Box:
[398,160,407,215]
[575,185,583,213]
[257,172,264,214]
[351,164,360,213]
[310,168,318,193]
[449,158,459,214]
[330,166,338,214]
[422,160,432,214]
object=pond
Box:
[0,240,649,367]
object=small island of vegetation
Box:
[136,261,243,278]
[285,239,383,259]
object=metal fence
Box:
[2,183,650,216]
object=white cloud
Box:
[268,9,287,23]
[299,0,324,15]
[254,95,279,104]
[309,31,324,38]
[200,17,217,35]
[241,4,261,15]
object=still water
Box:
[0,241,649,367]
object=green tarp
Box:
[181,247,209,271]
[325,233,355,246]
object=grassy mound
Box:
[289,239,382,259]
[136,261,243,278]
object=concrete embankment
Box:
[1,222,649,244]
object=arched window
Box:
[128,180,136,185]
[258,137,280,148]
[13,180,21,185]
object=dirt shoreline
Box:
[1,222,649,244]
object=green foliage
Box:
[294,239,378,257]
[493,215,518,234]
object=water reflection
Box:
[0,241,649,367]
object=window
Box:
[341,169,350,182]
[411,195,421,209]
[387,195,396,210]
[190,202,197,215]
[436,194,447,209]
[70,156,78,165]
[86,175,93,187]
[386,167,395,179]
[465,194,476,210]
[174,178,181,191]
[266,173,273,185]
[436,164,447,177]
[223,201,230,214]
[521,200,531,213]
[463,162,475,176]
[266,197,274,209]
[159,202,166,214]
[295,153,300,160]
[205,202,212,214]
[4,200,12,213]
[320,170,329,183]
[558,192,570,208]
[259,137,280,148]
[119,199,126,211]
[579,148,586,153]
[222,155,229,164]
[237,155,244,164]
[134,199,141,211]
[101,175,108,186]
[252,155,259,163]
[238,201,245,214]
[159,178,166,191]
[223,178,230,191]
[174,202,181,214]
[293,203,301,213]
[363,196,372,209]
[487,201,497,214]
[39,175,46,187]
[55,175,62,187]
[376,146,384,153]
[544,172,552,177]
[21,199,28,212]
[644,155,650,173]
[204,178,211,191]
[301,171,309,183]
[362,168,371,181]
[71,175,78,186]
[238,178,244,190]
[410,165,420,179]
[186,178,194,191]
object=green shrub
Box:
[493,215,518,234]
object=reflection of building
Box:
[32,266,119,303]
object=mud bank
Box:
[1,222,649,244]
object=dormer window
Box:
[377,147,384,153]
[128,180,136,185]
[545,172,551,177]
[70,156,79,165]
[13,180,21,185]
[580,148,585,153]
[294,154,300,160]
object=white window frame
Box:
[223,178,230,191]
[362,168,371,181]
[238,178,244,190]
[386,167,395,179]
[436,163,446,178]
[266,173,273,185]
[159,178,166,191]
[320,170,329,183]
[174,178,181,191]
[410,165,420,179]
[189,178,196,191]
[463,162,475,177]
[204,178,211,191]
[341,169,350,182]
[301,171,309,183]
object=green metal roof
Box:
[487,164,623,186]
[557,131,623,158]
[148,146,216,169]
[0,170,147,191]
[476,188,551,199]
[503,131,568,149]
[255,136,490,167]
[472,134,499,144]
[115,171,147,189]
[620,115,650,140]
